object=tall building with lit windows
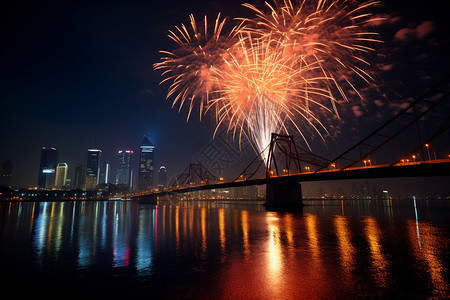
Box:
[116,150,133,187]
[55,163,68,189]
[85,149,101,190]
[99,161,111,184]
[158,166,167,190]
[37,146,58,190]
[138,136,154,192]
[74,164,85,189]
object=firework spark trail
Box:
[153,13,242,121]
[210,34,332,159]
[154,0,382,160]
[241,0,384,109]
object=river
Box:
[0,198,448,299]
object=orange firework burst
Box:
[153,13,242,121]
[210,34,331,157]
[154,0,382,158]
[241,0,384,107]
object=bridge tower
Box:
[265,134,304,208]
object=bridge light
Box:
[425,144,431,161]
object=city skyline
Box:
[28,135,162,191]
[1,0,449,190]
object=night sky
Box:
[1,0,449,191]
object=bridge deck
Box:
[131,160,450,199]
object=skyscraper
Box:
[116,150,133,187]
[138,136,154,192]
[158,166,167,190]
[99,161,111,184]
[85,149,101,190]
[74,164,85,189]
[38,146,58,190]
[55,163,68,189]
[0,159,12,187]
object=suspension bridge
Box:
[131,76,450,207]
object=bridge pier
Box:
[265,180,304,208]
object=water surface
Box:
[0,199,448,298]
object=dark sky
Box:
[1,0,449,189]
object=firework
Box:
[153,13,242,121]
[210,33,331,158]
[241,0,383,107]
[154,0,382,160]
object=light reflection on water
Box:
[0,199,449,298]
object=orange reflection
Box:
[363,217,389,286]
[29,202,36,233]
[189,206,194,242]
[219,208,226,254]
[334,216,355,279]
[201,207,207,255]
[305,214,320,261]
[407,220,448,298]
[304,213,325,288]
[169,205,173,235]
[175,206,180,251]
[284,214,295,258]
[266,213,282,291]
[240,210,250,259]
[182,208,187,248]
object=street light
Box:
[425,144,431,162]
[305,166,310,172]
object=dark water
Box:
[0,199,449,299]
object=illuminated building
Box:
[99,161,111,184]
[74,164,85,189]
[116,150,133,187]
[158,166,167,190]
[37,146,58,190]
[0,159,12,187]
[55,163,68,189]
[85,149,101,190]
[138,136,154,192]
